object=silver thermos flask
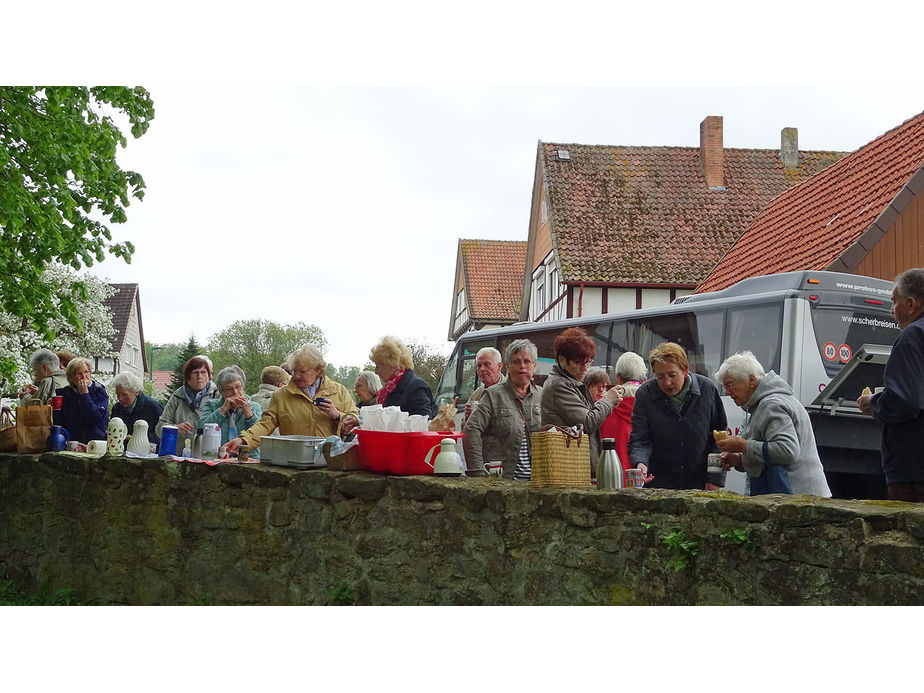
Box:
[597,438,623,490]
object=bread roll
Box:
[713,429,728,442]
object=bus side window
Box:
[726,304,783,372]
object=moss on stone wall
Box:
[1,452,922,605]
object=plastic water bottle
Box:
[597,438,623,490]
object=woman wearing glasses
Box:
[540,327,622,477]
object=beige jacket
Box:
[239,377,358,450]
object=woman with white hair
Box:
[354,370,383,408]
[597,352,648,471]
[198,366,264,457]
[110,371,164,443]
[715,351,831,497]
[225,343,359,456]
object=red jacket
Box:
[599,381,643,470]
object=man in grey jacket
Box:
[715,351,831,497]
[18,348,69,403]
[463,340,542,480]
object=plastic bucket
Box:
[353,429,464,475]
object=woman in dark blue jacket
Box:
[368,336,437,418]
[56,357,110,443]
[628,342,727,490]
[110,371,164,443]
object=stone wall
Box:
[1,452,922,605]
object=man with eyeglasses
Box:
[629,342,727,490]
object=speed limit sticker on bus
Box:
[823,342,837,361]
[838,344,852,363]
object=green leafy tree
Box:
[207,319,327,394]
[404,338,451,393]
[145,341,182,374]
[327,363,363,396]
[0,86,154,386]
[169,336,203,393]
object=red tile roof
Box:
[152,370,173,393]
[460,239,527,321]
[541,142,847,285]
[698,111,924,293]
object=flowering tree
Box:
[0,264,116,394]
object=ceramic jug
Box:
[46,425,70,452]
[424,438,464,477]
[107,417,128,455]
[126,419,151,455]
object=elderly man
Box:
[463,339,542,480]
[18,348,69,403]
[462,347,504,425]
[858,268,924,502]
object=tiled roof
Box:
[460,239,527,321]
[697,111,924,292]
[103,283,138,352]
[152,370,173,392]
[541,142,847,285]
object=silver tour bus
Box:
[435,270,900,499]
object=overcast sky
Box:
[87,85,924,368]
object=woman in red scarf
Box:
[369,336,437,418]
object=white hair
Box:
[476,347,502,364]
[29,348,60,372]
[112,371,143,393]
[356,370,383,394]
[615,351,647,382]
[216,366,246,390]
[716,351,766,384]
[504,339,537,364]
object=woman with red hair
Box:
[540,327,622,476]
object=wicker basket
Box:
[530,426,591,489]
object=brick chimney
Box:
[781,127,799,168]
[699,115,724,188]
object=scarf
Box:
[376,368,407,405]
[184,383,212,412]
[301,376,323,400]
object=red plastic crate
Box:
[353,429,464,475]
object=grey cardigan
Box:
[463,379,542,477]
[540,364,615,475]
[740,371,831,497]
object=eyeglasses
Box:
[722,380,737,392]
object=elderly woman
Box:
[629,342,725,490]
[156,356,221,439]
[56,357,109,443]
[463,339,543,480]
[599,352,648,471]
[354,370,383,408]
[715,351,831,497]
[541,327,622,476]
[368,336,437,418]
[199,366,263,457]
[225,343,359,456]
[110,372,164,443]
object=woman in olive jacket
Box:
[540,327,622,476]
